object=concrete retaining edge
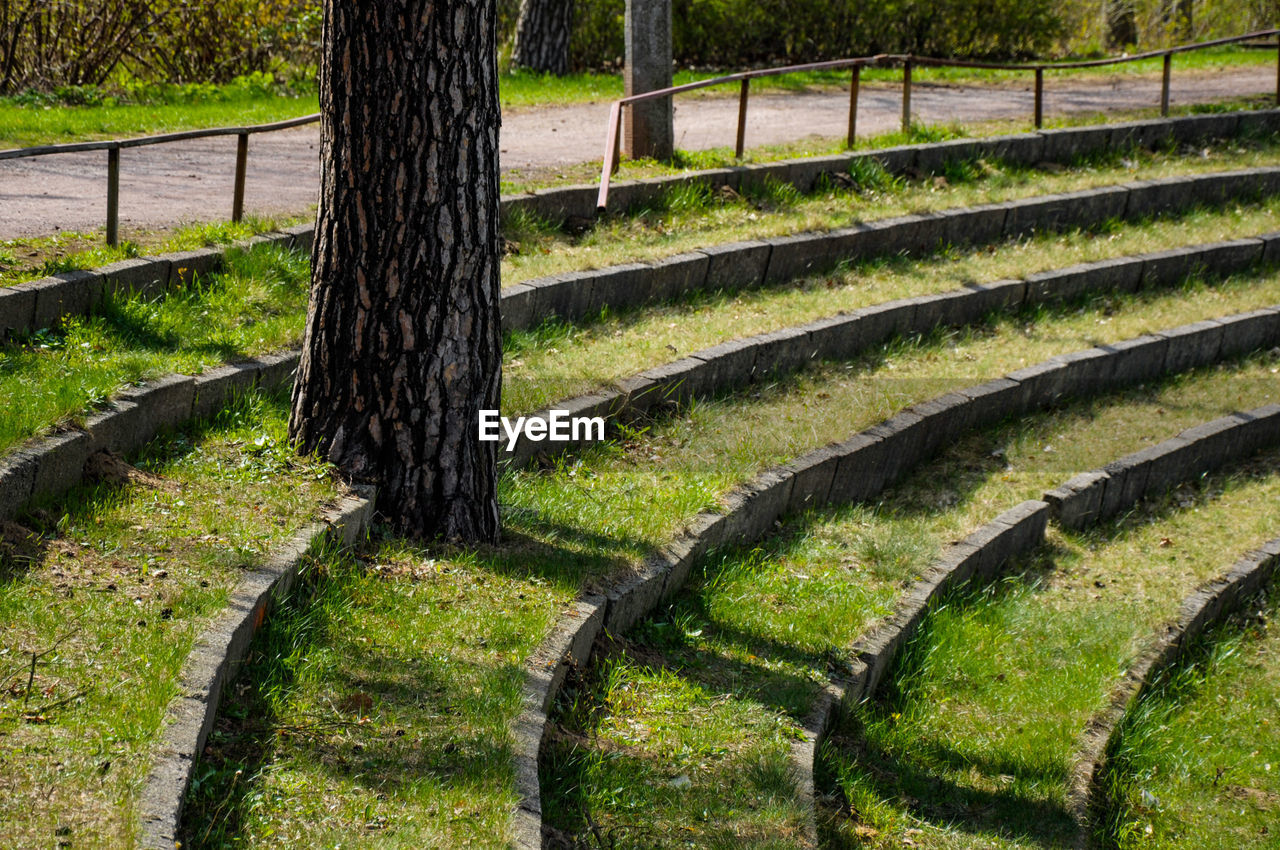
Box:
[0,224,313,342]
[790,402,1280,846]
[9,228,1274,528]
[137,488,376,849]
[505,233,1278,468]
[0,351,300,523]
[510,305,1280,849]
[4,109,1276,343]
[499,165,1280,336]
[1065,534,1280,849]
[505,109,1280,223]
[1045,404,1280,529]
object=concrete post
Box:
[623,0,673,160]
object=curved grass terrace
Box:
[0,389,341,848]
[177,262,1279,847]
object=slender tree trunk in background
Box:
[511,0,573,74]
[1107,0,1137,48]
[289,0,503,543]
[1176,0,1193,40]
[623,0,673,160]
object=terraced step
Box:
[539,358,1280,849]
[5,129,1280,344]
[818,458,1280,849]
[0,388,351,848]
[1069,534,1280,846]
[175,274,1279,847]
[10,194,1279,527]
[1094,565,1280,849]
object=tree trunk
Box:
[1107,0,1137,49]
[511,0,573,75]
[290,0,503,543]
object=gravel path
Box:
[0,68,1271,240]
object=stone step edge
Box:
[137,488,376,850]
[514,109,1280,224]
[9,231,1274,527]
[499,165,1280,335]
[506,306,1280,849]
[1065,534,1280,847]
[1046,405,1280,529]
[0,351,300,523]
[505,231,1280,468]
[4,107,1276,343]
[789,402,1280,845]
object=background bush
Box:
[0,0,1274,96]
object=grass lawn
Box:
[1099,587,1280,849]
[820,449,1280,849]
[0,389,341,848]
[178,252,1280,846]
[546,353,1280,849]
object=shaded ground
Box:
[0,67,1271,240]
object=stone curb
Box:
[500,164,1280,336]
[137,489,376,850]
[0,230,303,341]
[4,110,1276,343]
[1045,403,1280,529]
[0,351,300,523]
[1065,535,1280,849]
[509,306,1278,848]
[503,233,1276,468]
[503,110,1280,224]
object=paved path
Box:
[0,68,1271,240]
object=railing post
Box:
[232,132,249,222]
[106,146,120,247]
[735,78,750,159]
[1034,67,1044,129]
[1161,51,1172,116]
[902,57,913,135]
[847,65,861,147]
[1275,33,1279,107]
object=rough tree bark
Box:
[511,0,573,75]
[289,0,503,542]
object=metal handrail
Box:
[597,28,1280,210]
[0,112,320,245]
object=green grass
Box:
[0,244,310,456]
[541,352,1280,848]
[820,446,1280,850]
[502,195,1280,413]
[501,131,1280,284]
[0,389,340,848]
[179,252,1280,847]
[9,147,1277,460]
[0,213,309,289]
[1099,587,1280,849]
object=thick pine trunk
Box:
[290,0,503,542]
[511,0,573,74]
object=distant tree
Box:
[512,0,573,74]
[290,0,503,542]
[1108,0,1138,47]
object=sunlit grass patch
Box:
[1099,586,1280,850]
[0,244,310,454]
[822,446,1280,850]
[0,389,340,848]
